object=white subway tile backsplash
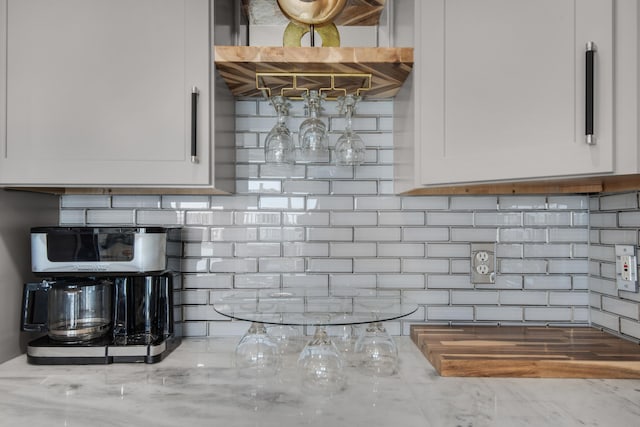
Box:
[618,211,640,227]
[183,274,233,289]
[427,306,474,321]
[354,258,400,273]
[451,228,497,242]
[330,181,378,195]
[210,195,259,210]
[87,209,134,225]
[379,211,425,226]
[309,259,352,273]
[426,243,470,258]
[162,196,209,209]
[427,212,473,226]
[331,211,378,226]
[524,212,572,226]
[474,212,522,226]
[211,227,258,242]
[524,307,572,321]
[590,309,620,331]
[210,258,258,274]
[283,180,330,195]
[378,274,425,289]
[599,193,638,211]
[602,297,640,320]
[112,195,161,208]
[523,244,572,258]
[137,210,184,225]
[524,276,571,290]
[402,227,449,242]
[329,242,376,257]
[403,259,450,274]
[378,243,425,257]
[184,242,233,257]
[403,290,449,304]
[450,196,497,210]
[283,242,329,257]
[500,290,547,306]
[355,227,401,242]
[547,196,588,210]
[307,196,353,210]
[61,195,110,208]
[61,100,608,335]
[235,243,281,258]
[451,291,499,305]
[427,275,473,289]
[186,211,234,226]
[498,196,547,210]
[355,196,401,211]
[476,306,523,321]
[259,227,305,242]
[307,227,353,241]
[401,196,449,210]
[59,209,86,225]
[259,196,305,210]
[234,211,281,226]
[620,318,640,340]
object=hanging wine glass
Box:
[298,90,329,162]
[264,96,295,165]
[335,95,365,166]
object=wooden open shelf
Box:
[214,46,414,99]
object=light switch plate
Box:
[471,243,496,284]
[615,245,639,292]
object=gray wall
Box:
[0,190,58,362]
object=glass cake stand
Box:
[213,292,418,392]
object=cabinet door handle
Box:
[191,86,199,163]
[585,42,596,145]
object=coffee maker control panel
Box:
[31,227,170,275]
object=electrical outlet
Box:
[471,243,496,284]
[616,245,639,292]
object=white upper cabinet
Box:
[0,0,235,190]
[394,0,615,192]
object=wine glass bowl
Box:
[298,91,329,162]
[265,96,295,165]
[353,322,399,376]
[335,95,365,166]
[234,322,280,377]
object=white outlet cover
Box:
[615,245,639,292]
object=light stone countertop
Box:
[0,337,639,427]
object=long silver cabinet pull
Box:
[191,86,199,163]
[585,42,596,145]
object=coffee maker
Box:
[21,227,181,364]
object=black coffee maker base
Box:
[26,335,181,365]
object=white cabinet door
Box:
[414,0,613,186]
[0,0,211,186]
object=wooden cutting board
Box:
[410,325,640,378]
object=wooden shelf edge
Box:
[402,174,640,196]
[214,46,414,99]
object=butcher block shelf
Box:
[410,325,640,378]
[214,46,413,99]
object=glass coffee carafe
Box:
[22,279,113,342]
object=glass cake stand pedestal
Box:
[213,292,418,392]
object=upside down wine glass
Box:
[335,95,365,166]
[264,96,295,165]
[298,90,329,162]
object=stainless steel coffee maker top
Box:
[31,227,169,275]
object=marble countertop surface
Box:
[1,337,639,427]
